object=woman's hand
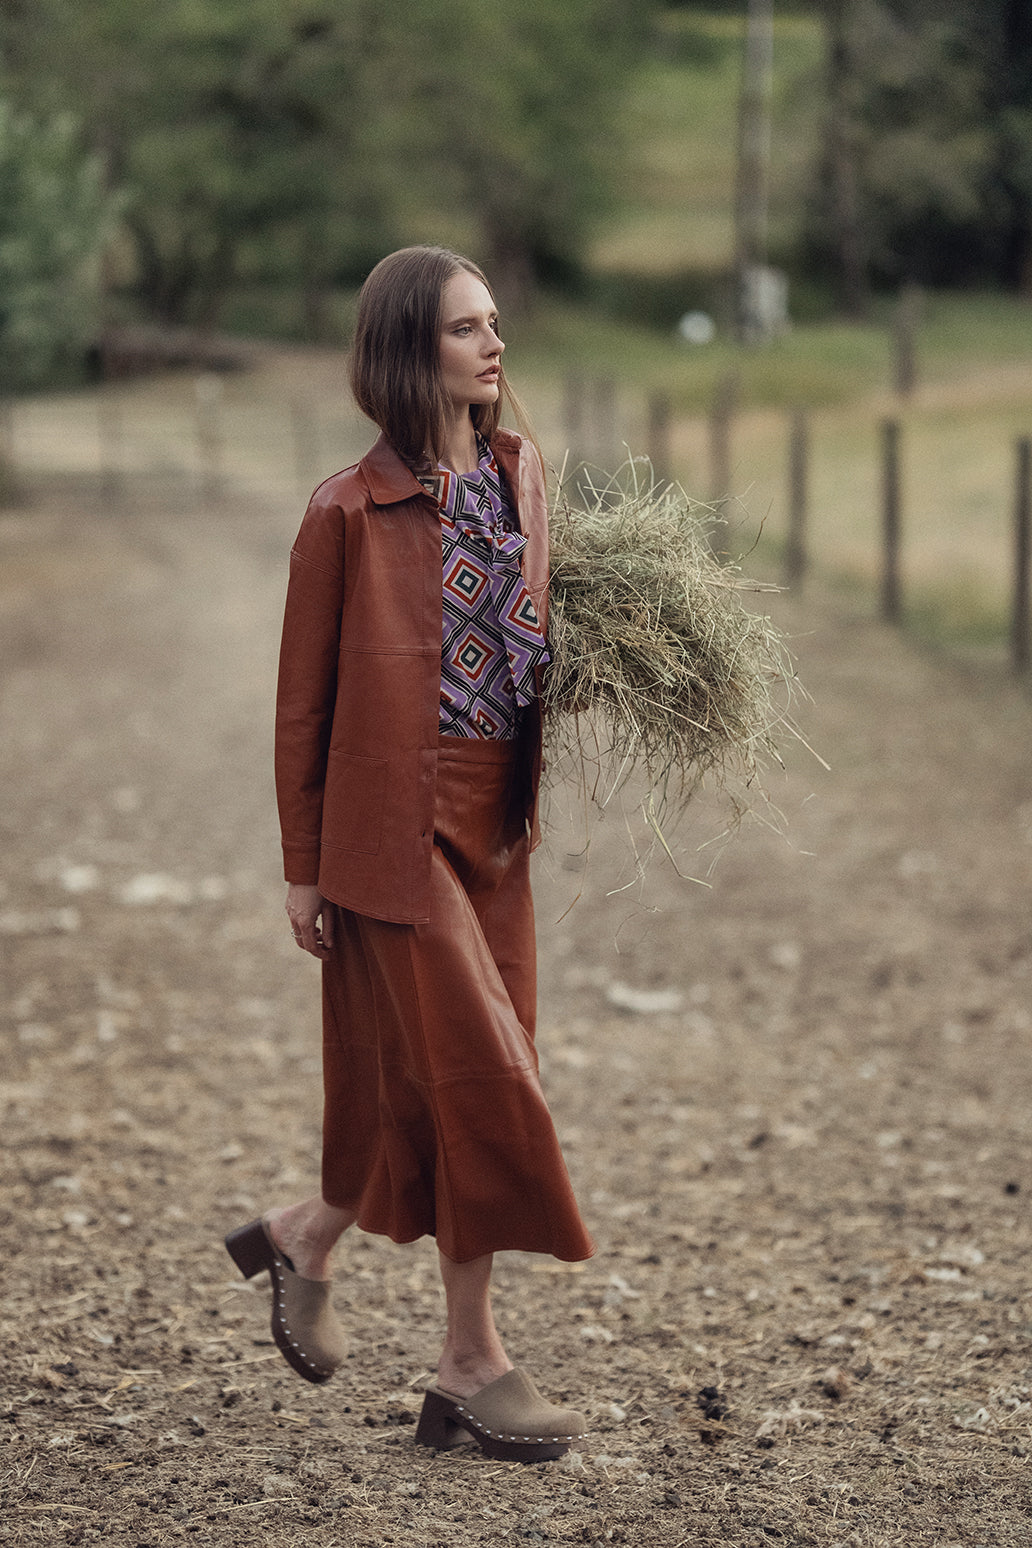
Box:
[285,883,335,958]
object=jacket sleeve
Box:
[516,439,550,634]
[274,487,346,886]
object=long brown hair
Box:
[348,245,534,468]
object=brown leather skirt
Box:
[320,734,595,1264]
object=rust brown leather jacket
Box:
[275,429,549,925]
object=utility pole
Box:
[733,0,775,344]
[824,0,868,317]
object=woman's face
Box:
[438,270,505,415]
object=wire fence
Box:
[2,359,1030,672]
[554,375,1032,674]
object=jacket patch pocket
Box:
[323,752,387,855]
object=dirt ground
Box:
[2,399,1031,1548]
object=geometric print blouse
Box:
[420,435,550,741]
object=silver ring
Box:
[291,931,301,940]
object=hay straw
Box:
[542,460,805,831]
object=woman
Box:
[225,246,594,1463]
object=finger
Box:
[320,908,335,951]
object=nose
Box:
[485,331,504,357]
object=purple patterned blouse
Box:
[420,436,550,740]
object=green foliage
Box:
[341,0,653,311]
[1,0,655,332]
[2,0,401,328]
[0,100,113,391]
[606,3,1032,312]
[804,0,1032,295]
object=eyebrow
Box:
[443,311,499,327]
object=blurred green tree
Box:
[0,99,113,390]
[805,0,1032,302]
[384,0,650,313]
[1,0,651,331]
[985,0,1032,291]
[1,0,399,329]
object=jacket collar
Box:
[360,434,430,506]
[489,428,521,500]
[361,428,524,508]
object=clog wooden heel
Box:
[224,1217,346,1385]
[415,1368,586,1462]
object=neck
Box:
[438,410,479,475]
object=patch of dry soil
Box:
[2,466,1031,1548]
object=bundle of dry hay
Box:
[542,463,804,828]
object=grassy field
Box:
[512,295,1032,650]
[590,9,822,279]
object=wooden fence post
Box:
[880,417,902,623]
[194,374,225,504]
[563,372,586,493]
[0,398,17,507]
[785,407,809,589]
[893,282,920,399]
[709,368,739,502]
[594,376,618,470]
[1013,435,1032,672]
[708,369,740,559]
[291,399,320,501]
[97,391,126,508]
[646,390,672,486]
